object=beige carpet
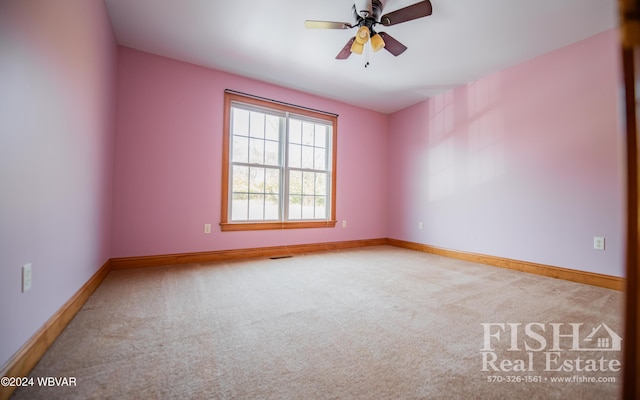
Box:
[11,246,623,399]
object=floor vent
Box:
[270,255,293,260]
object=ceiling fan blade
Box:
[305,20,353,29]
[380,0,432,26]
[378,32,407,56]
[336,37,356,59]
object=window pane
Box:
[301,146,314,169]
[265,140,279,166]
[315,126,327,148]
[232,165,249,193]
[249,194,264,220]
[315,196,326,219]
[289,143,301,168]
[289,119,302,144]
[249,138,264,164]
[232,108,250,136]
[302,122,314,145]
[265,168,280,195]
[265,195,279,220]
[289,195,302,219]
[265,115,280,141]
[289,170,302,195]
[314,148,326,170]
[250,112,265,138]
[249,167,265,193]
[302,196,315,219]
[231,193,248,221]
[232,136,249,163]
[302,171,315,195]
[315,173,327,195]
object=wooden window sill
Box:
[220,221,337,231]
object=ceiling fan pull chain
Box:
[365,44,370,68]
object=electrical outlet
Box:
[418,222,424,230]
[593,237,605,250]
[22,263,32,293]
[204,224,211,234]
[342,220,347,228]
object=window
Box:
[220,91,337,231]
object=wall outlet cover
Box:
[593,237,605,250]
[22,263,32,292]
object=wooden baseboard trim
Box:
[1,238,386,400]
[0,259,111,400]
[110,238,388,269]
[387,238,624,291]
[1,237,622,400]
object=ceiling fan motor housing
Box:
[353,0,385,21]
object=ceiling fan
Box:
[305,0,433,60]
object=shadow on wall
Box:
[423,74,506,202]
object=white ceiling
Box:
[104,0,618,114]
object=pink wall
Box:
[111,48,389,258]
[0,2,623,372]
[0,1,118,367]
[388,29,625,277]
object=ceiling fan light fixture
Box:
[370,33,385,52]
[356,26,370,43]
[350,40,365,54]
[351,26,370,54]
